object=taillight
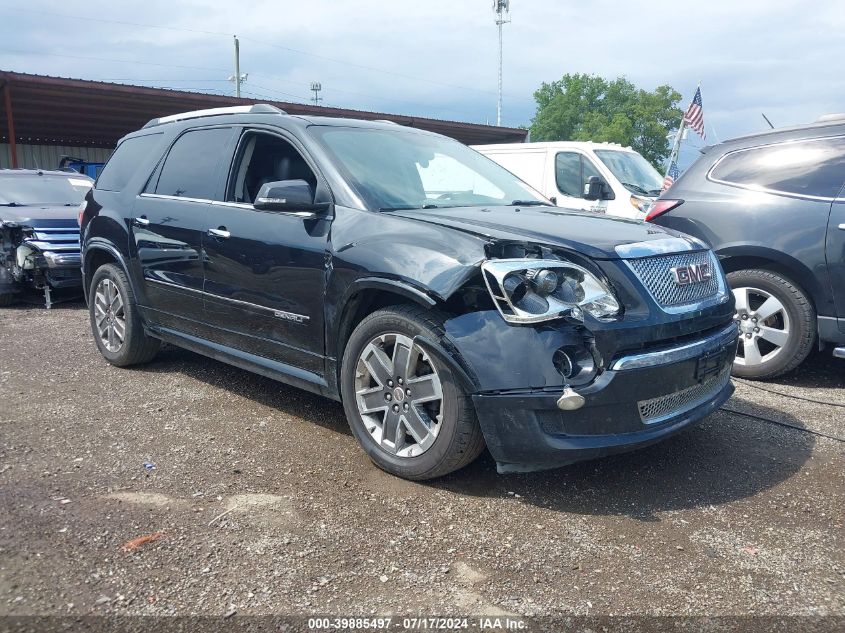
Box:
[645,199,684,222]
[77,201,87,227]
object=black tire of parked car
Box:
[0,293,16,307]
[88,264,160,367]
[727,269,815,379]
[340,305,486,480]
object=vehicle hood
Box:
[391,206,694,260]
[0,204,79,228]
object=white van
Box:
[472,141,665,219]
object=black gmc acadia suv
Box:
[648,118,845,379]
[79,104,738,480]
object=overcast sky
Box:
[2,0,843,151]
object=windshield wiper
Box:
[620,183,650,196]
[646,189,663,197]
[509,199,552,206]
[0,202,25,207]
[379,203,449,212]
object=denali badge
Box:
[274,310,310,323]
[670,262,712,286]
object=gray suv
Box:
[648,118,845,378]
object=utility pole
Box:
[229,35,247,97]
[493,0,511,127]
[310,82,323,106]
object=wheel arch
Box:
[716,245,829,315]
[331,278,437,359]
[82,241,132,301]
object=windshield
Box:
[309,126,548,210]
[0,173,92,206]
[594,150,664,197]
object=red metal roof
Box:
[0,71,528,148]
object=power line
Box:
[6,7,227,37]
[6,7,534,105]
[0,48,229,73]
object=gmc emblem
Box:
[671,262,712,286]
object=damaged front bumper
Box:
[0,222,82,300]
[443,308,738,474]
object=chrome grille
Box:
[626,250,720,308]
[25,226,81,253]
[638,366,732,425]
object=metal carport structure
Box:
[0,71,528,169]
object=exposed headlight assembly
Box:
[482,258,620,324]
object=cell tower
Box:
[493,0,510,126]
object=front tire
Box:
[728,269,815,379]
[340,305,485,480]
[89,264,160,366]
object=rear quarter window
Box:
[152,127,232,200]
[709,136,845,200]
[96,132,163,192]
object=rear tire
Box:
[340,305,485,480]
[88,264,160,367]
[727,269,814,379]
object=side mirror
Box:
[254,179,327,214]
[583,176,611,201]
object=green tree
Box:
[530,74,682,169]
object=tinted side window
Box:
[154,128,232,199]
[710,136,845,199]
[555,152,581,197]
[96,133,162,192]
[581,156,602,188]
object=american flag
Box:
[663,161,680,192]
[683,87,705,139]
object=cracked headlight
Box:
[481,258,620,324]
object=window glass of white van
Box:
[594,149,663,196]
[555,152,603,198]
[555,152,581,197]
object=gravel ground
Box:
[0,299,843,619]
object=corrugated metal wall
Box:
[0,144,112,170]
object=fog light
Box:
[557,386,585,411]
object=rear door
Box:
[201,127,330,373]
[131,126,234,331]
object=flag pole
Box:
[666,118,686,173]
[665,83,697,175]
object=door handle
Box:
[208,227,231,239]
[132,216,150,227]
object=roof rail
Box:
[142,103,286,128]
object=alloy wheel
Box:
[94,278,126,353]
[732,286,791,368]
[354,333,444,458]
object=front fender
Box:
[328,206,487,299]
